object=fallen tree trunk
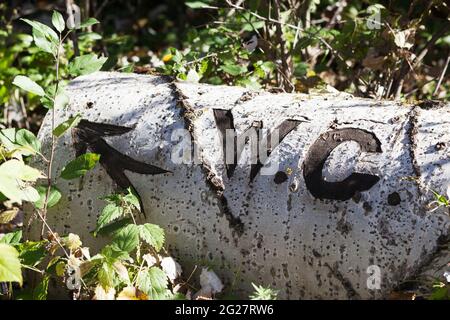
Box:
[28,72,450,299]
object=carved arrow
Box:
[72,120,170,214]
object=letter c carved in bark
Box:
[302,128,382,200]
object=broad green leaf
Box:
[53,114,82,137]
[0,128,18,151]
[13,75,45,96]
[60,153,100,180]
[0,243,23,285]
[221,63,246,76]
[51,11,65,33]
[78,18,100,29]
[33,274,50,300]
[123,188,141,210]
[21,19,58,42]
[94,204,124,235]
[0,160,42,203]
[111,224,139,253]
[34,185,62,209]
[101,245,131,262]
[17,241,47,267]
[0,159,43,181]
[0,230,22,245]
[68,54,107,76]
[21,19,58,54]
[94,217,133,237]
[139,224,165,252]
[98,262,116,289]
[16,129,41,153]
[136,267,168,297]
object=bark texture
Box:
[28,72,450,299]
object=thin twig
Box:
[433,53,450,97]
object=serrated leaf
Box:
[136,267,168,297]
[34,185,62,209]
[60,153,100,180]
[0,243,23,285]
[33,274,50,300]
[111,224,139,253]
[98,262,116,289]
[17,241,47,267]
[53,114,82,137]
[13,75,45,96]
[51,11,65,33]
[16,129,41,153]
[94,204,124,235]
[0,230,22,245]
[122,188,140,210]
[139,224,165,252]
[68,54,107,76]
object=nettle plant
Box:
[0,11,183,300]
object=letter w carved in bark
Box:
[213,109,302,182]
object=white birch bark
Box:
[28,72,450,299]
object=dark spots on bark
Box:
[312,249,322,258]
[274,171,288,184]
[302,128,382,201]
[387,192,401,206]
[325,262,361,299]
[172,84,245,239]
[86,101,94,108]
[435,142,446,151]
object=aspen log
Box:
[28,72,450,299]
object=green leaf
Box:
[16,129,41,153]
[100,245,131,262]
[94,217,133,237]
[53,114,82,137]
[21,19,58,42]
[221,63,246,76]
[60,153,100,180]
[68,54,107,76]
[0,243,23,285]
[17,241,47,267]
[111,224,139,253]
[139,224,165,252]
[123,188,141,210]
[98,262,116,289]
[21,19,58,54]
[136,267,168,297]
[13,75,45,96]
[34,185,62,209]
[0,160,42,203]
[94,204,124,235]
[0,230,22,245]
[78,18,100,29]
[33,274,50,300]
[52,11,65,33]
